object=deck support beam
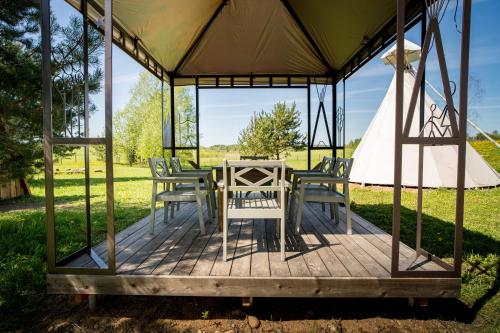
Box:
[47,275,461,298]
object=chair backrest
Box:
[240,155,269,160]
[170,157,183,173]
[148,158,170,178]
[320,156,335,175]
[332,158,354,179]
[222,160,285,195]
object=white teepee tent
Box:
[349,40,499,188]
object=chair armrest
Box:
[152,176,201,184]
[171,171,211,177]
[279,180,292,188]
[311,161,323,171]
[291,170,325,177]
[299,176,348,184]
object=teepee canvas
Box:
[349,41,499,188]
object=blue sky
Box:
[53,0,500,146]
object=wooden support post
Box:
[88,294,97,310]
[408,297,429,307]
[242,297,253,307]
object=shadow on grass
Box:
[351,202,500,324]
[350,202,500,258]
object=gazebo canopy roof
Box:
[67,0,424,85]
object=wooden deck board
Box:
[250,219,271,277]
[56,201,459,298]
[265,219,291,277]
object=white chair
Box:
[170,156,216,217]
[288,156,335,221]
[148,158,212,235]
[222,160,287,261]
[291,158,354,235]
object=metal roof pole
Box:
[196,77,200,166]
[161,77,165,158]
[170,75,176,157]
[307,77,311,170]
[82,0,92,251]
[391,0,405,277]
[332,75,337,158]
[41,0,56,273]
[416,6,426,254]
[454,0,472,277]
[104,0,116,272]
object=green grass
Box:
[0,143,498,331]
[470,140,500,172]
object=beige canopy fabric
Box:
[178,0,326,76]
[66,0,419,85]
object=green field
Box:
[0,142,498,331]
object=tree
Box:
[0,2,103,182]
[0,1,42,182]
[113,71,195,164]
[238,102,305,159]
[237,111,268,156]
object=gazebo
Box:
[41,0,472,300]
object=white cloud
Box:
[346,87,386,96]
[469,104,500,110]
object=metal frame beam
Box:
[280,0,333,73]
[391,0,470,279]
[82,0,92,250]
[339,0,425,81]
[41,0,115,274]
[195,77,200,166]
[65,0,168,81]
[170,75,176,157]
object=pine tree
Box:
[238,102,305,159]
[0,1,104,181]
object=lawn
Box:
[0,142,498,331]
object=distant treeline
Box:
[202,144,240,151]
[468,130,499,141]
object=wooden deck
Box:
[48,202,461,298]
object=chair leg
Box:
[170,201,175,218]
[280,216,285,261]
[177,201,180,211]
[287,178,297,222]
[196,196,206,235]
[223,213,228,262]
[206,194,213,223]
[150,199,156,234]
[295,189,305,234]
[276,219,280,238]
[334,203,340,225]
[164,201,169,224]
[322,203,325,212]
[329,202,334,220]
[345,190,352,235]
